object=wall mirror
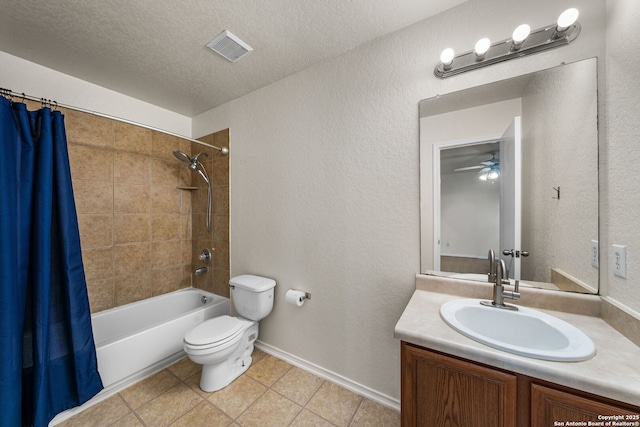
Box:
[419,57,599,294]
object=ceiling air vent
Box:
[205,30,253,63]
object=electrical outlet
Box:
[613,244,627,279]
[591,240,599,268]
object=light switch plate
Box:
[613,244,627,279]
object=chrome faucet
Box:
[487,249,496,283]
[481,259,520,310]
[194,248,212,276]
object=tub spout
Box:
[195,267,209,275]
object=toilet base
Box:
[197,322,259,392]
[200,352,252,392]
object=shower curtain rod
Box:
[0,87,229,155]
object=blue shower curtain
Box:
[0,97,103,427]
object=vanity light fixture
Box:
[511,24,531,50]
[556,8,579,33]
[440,48,455,70]
[434,8,581,78]
[474,38,491,60]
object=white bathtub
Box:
[91,288,229,389]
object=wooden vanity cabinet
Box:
[402,342,517,427]
[530,384,640,426]
[401,342,640,427]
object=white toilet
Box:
[183,274,276,392]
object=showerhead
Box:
[173,150,211,183]
[173,150,209,170]
[173,150,192,163]
[173,150,209,165]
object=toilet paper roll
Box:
[286,289,306,307]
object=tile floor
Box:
[58,349,400,427]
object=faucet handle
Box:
[198,248,212,263]
[503,278,520,301]
[503,289,520,301]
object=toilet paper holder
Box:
[293,291,311,300]
[287,289,311,300]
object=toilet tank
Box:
[230,275,276,321]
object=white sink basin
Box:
[440,298,596,361]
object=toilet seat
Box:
[184,315,245,350]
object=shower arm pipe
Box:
[0,88,229,155]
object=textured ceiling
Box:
[0,0,465,117]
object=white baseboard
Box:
[255,341,400,412]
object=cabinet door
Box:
[531,383,640,427]
[402,343,517,427]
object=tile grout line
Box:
[170,369,220,426]
[347,397,366,427]
[230,381,269,424]
[285,405,306,427]
[288,378,342,427]
[109,393,149,427]
[232,360,294,423]
[249,354,348,427]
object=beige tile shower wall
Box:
[191,129,230,298]
[64,107,194,313]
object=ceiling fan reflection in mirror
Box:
[454,153,500,181]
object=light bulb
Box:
[440,48,455,66]
[488,170,500,180]
[474,38,491,58]
[478,172,488,181]
[512,24,531,45]
[557,8,579,32]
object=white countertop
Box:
[395,287,640,407]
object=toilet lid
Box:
[184,315,244,346]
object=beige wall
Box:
[60,104,230,312]
[603,0,640,311]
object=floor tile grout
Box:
[346,397,366,427]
